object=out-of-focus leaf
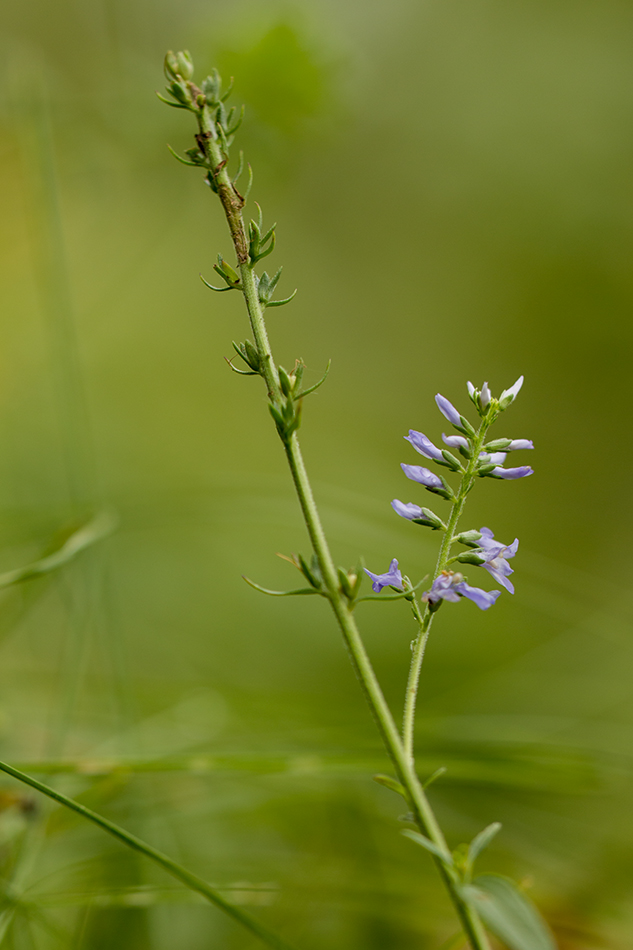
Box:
[463,874,556,950]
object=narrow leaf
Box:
[167,144,202,167]
[373,774,406,797]
[242,576,322,597]
[468,823,502,866]
[298,360,331,398]
[423,766,447,788]
[200,274,234,292]
[266,289,297,308]
[463,874,557,950]
[402,830,453,866]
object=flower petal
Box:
[507,439,534,451]
[455,582,501,610]
[401,464,443,488]
[435,393,462,426]
[391,499,424,521]
[499,375,524,405]
[405,430,443,461]
[492,466,533,479]
[443,433,469,449]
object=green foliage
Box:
[463,875,556,950]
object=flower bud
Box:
[455,529,482,547]
[455,551,486,566]
[164,51,180,79]
[484,438,512,451]
[176,50,194,80]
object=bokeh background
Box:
[0,0,631,947]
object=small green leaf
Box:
[422,766,447,788]
[463,874,556,950]
[402,830,453,867]
[372,774,406,797]
[242,576,321,597]
[468,822,502,866]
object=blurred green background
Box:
[0,0,631,947]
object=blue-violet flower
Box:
[364,558,403,593]
[422,571,501,611]
[475,526,518,594]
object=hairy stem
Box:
[193,98,492,950]
[0,760,297,950]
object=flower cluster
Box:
[367,378,533,613]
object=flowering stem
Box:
[402,420,491,762]
[191,89,492,950]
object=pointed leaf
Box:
[200,274,235,292]
[373,774,406,797]
[463,874,556,950]
[266,289,297,308]
[298,360,331,398]
[242,577,321,597]
[402,830,453,867]
[468,823,502,866]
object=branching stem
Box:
[194,95,492,950]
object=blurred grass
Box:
[0,0,631,947]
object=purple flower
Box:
[401,464,443,489]
[422,571,501,611]
[405,430,443,461]
[392,499,425,521]
[480,381,491,407]
[475,527,519,594]
[364,558,403,593]
[435,393,462,426]
[491,466,533,479]
[442,433,469,450]
[499,376,524,407]
[507,439,534,451]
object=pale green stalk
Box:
[402,420,491,760]
[0,760,298,950]
[193,94,492,950]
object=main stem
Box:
[402,421,491,762]
[196,103,492,950]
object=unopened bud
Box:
[455,529,482,547]
[176,50,194,80]
[456,551,486,566]
[164,51,179,80]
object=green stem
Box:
[401,421,491,764]
[0,760,297,950]
[402,597,432,762]
[192,96,492,950]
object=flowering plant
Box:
[150,53,554,950]
[0,50,556,950]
